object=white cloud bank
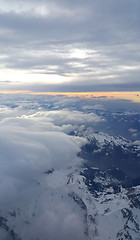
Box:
[0,105,93,240]
[20,109,104,133]
[0,93,107,239]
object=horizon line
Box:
[0,90,140,103]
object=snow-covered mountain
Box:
[0,131,140,240]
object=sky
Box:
[0,0,140,92]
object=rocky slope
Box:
[0,132,140,240]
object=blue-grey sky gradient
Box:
[0,0,140,91]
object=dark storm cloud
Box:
[0,0,140,90]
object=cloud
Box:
[29,109,104,124]
[0,0,140,89]
[0,92,139,239]
[17,109,104,136]
[0,116,87,172]
[0,101,90,239]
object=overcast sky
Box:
[0,0,140,91]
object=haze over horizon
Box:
[0,0,140,92]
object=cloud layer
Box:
[0,92,140,239]
[0,97,97,239]
[0,0,140,90]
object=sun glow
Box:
[0,91,140,103]
[70,49,88,59]
[29,91,140,103]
